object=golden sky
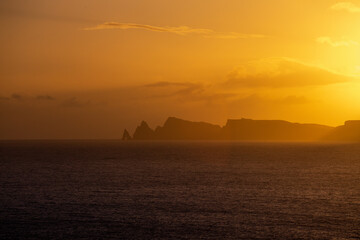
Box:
[1,0,360,139]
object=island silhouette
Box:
[123,117,360,142]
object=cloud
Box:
[316,37,358,47]
[1,94,56,101]
[231,94,309,106]
[141,79,311,107]
[331,2,360,13]
[144,81,194,88]
[225,58,352,88]
[278,95,309,105]
[141,81,240,105]
[36,95,55,100]
[0,96,10,101]
[11,93,24,100]
[61,97,90,108]
[143,81,205,99]
[84,22,265,39]
[85,22,211,34]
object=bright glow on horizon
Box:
[1,0,360,139]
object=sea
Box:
[0,141,359,239]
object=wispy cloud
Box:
[144,81,195,88]
[331,2,360,13]
[61,97,91,108]
[36,95,55,101]
[316,37,359,47]
[0,96,10,101]
[84,22,265,39]
[225,58,353,88]
[0,93,56,102]
[278,95,309,105]
[143,81,205,99]
[11,93,24,100]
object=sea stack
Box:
[133,121,155,140]
[122,129,132,141]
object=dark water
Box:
[0,141,360,239]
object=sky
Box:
[1,0,360,139]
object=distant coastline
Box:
[123,117,360,142]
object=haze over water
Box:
[2,1,360,239]
[1,141,359,239]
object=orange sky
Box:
[1,0,360,139]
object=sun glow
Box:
[1,0,360,138]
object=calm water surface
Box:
[0,141,360,239]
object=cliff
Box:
[324,120,360,142]
[223,118,333,141]
[154,117,223,140]
[132,121,155,140]
[128,117,337,141]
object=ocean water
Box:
[0,141,360,239]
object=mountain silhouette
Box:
[123,117,360,142]
[324,120,360,142]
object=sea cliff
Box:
[122,117,359,142]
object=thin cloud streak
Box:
[84,22,265,39]
[331,2,360,13]
[144,81,195,88]
[316,37,359,47]
[36,95,55,101]
[225,58,353,88]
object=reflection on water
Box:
[1,141,360,239]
